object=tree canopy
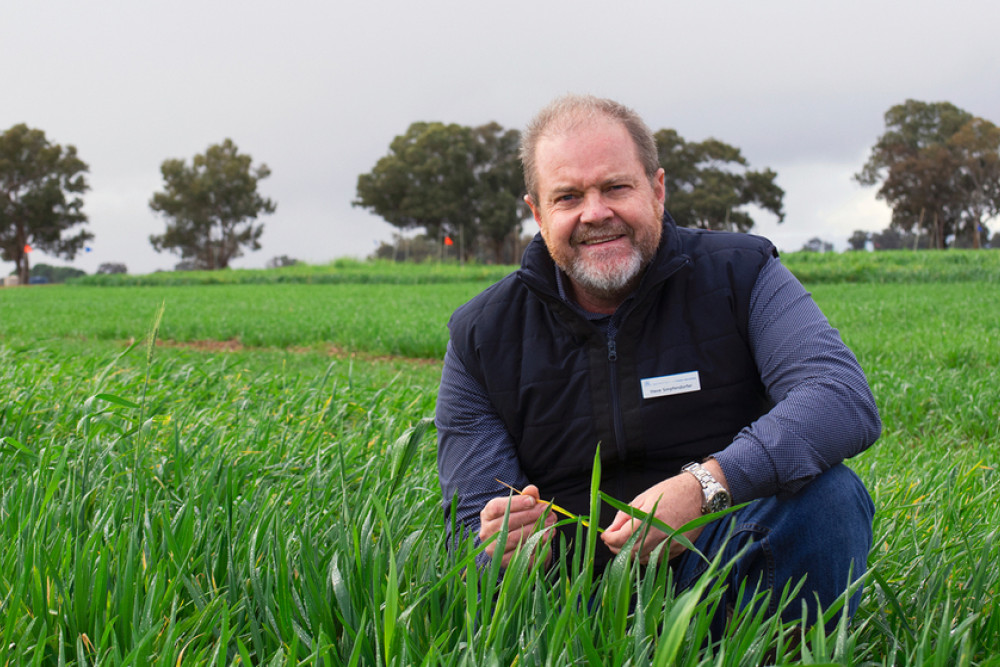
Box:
[655,129,785,232]
[149,139,276,270]
[354,121,527,264]
[801,237,834,253]
[856,99,1000,248]
[97,262,128,275]
[0,124,91,284]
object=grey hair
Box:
[519,94,660,202]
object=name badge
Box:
[641,371,701,399]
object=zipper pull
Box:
[607,338,617,362]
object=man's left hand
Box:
[600,460,728,564]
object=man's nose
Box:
[580,191,612,224]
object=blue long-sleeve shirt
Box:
[436,255,881,539]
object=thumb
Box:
[605,510,633,533]
[521,484,542,501]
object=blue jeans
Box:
[671,463,875,634]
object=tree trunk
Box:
[18,253,30,285]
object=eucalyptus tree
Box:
[149,139,276,269]
[0,124,91,284]
[856,100,1000,249]
[355,121,527,263]
[655,129,785,233]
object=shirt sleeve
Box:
[436,339,529,541]
[712,255,882,502]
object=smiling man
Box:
[436,94,881,632]
[526,113,664,313]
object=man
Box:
[436,94,880,629]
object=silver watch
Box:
[681,461,732,514]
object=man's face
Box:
[525,118,665,311]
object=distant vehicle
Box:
[28,276,49,284]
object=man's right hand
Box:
[479,484,556,567]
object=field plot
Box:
[0,262,998,665]
[0,282,485,358]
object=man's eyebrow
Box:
[601,173,637,186]
[549,175,635,196]
[549,184,578,196]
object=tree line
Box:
[3,99,999,282]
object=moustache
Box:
[571,223,633,246]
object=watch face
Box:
[707,490,732,513]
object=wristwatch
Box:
[681,461,732,514]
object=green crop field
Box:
[0,253,998,665]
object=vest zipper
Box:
[602,255,690,464]
[607,335,627,461]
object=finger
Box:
[497,518,556,563]
[481,492,538,522]
[484,521,534,557]
[480,501,550,544]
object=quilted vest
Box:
[448,217,777,570]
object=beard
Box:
[557,220,661,301]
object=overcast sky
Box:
[4,0,999,275]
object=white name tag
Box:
[641,371,701,399]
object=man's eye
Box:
[556,194,577,203]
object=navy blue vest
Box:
[448,218,777,570]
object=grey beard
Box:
[563,246,645,300]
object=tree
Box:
[856,100,1000,248]
[266,254,299,269]
[801,237,834,253]
[654,129,785,232]
[848,230,870,251]
[97,262,128,274]
[871,227,904,250]
[150,139,276,270]
[871,226,931,250]
[354,121,528,263]
[27,262,86,283]
[0,124,92,284]
[949,117,1000,248]
[370,233,440,263]
[468,122,528,263]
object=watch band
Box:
[681,461,732,514]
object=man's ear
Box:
[525,194,543,226]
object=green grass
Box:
[0,283,485,358]
[70,258,516,288]
[781,249,1000,284]
[1,258,998,665]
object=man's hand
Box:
[601,460,729,564]
[479,484,556,567]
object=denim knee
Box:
[675,463,874,630]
